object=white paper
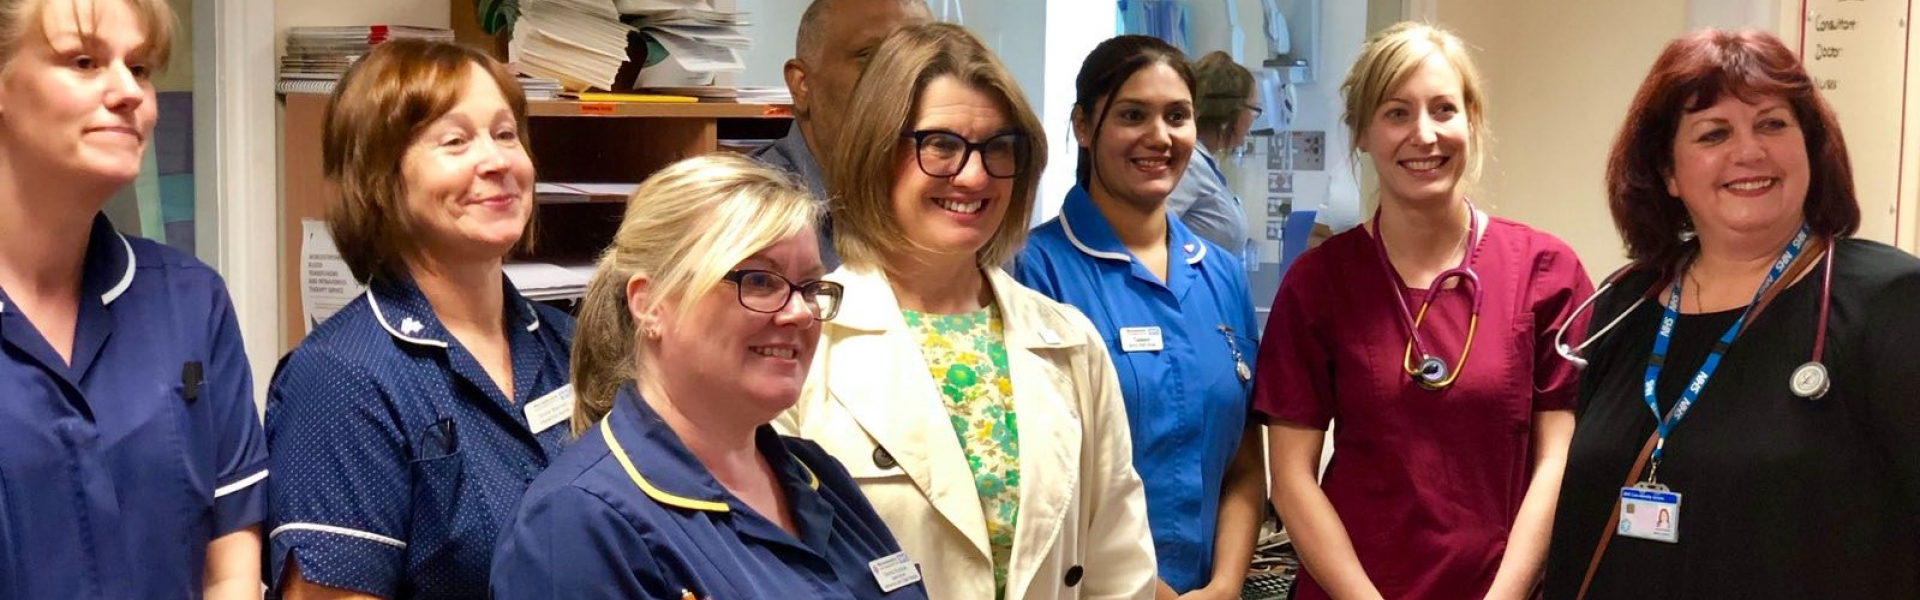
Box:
[301,219,364,333]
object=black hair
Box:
[1072,35,1196,187]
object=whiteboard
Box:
[1799,0,1914,247]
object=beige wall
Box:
[275,0,449,52]
[1436,0,1688,280]
[154,0,190,92]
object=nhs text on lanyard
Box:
[1622,224,1809,544]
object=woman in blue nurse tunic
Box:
[491,155,927,600]
[1016,35,1267,599]
[263,39,575,600]
[0,0,267,598]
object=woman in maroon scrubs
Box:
[1253,22,1593,600]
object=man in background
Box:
[754,0,932,268]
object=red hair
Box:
[1606,28,1858,265]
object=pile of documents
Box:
[508,0,750,92]
[278,26,454,94]
[510,0,632,91]
[620,0,749,88]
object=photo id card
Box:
[1618,485,1682,543]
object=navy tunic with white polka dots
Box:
[264,277,573,599]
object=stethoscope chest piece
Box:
[1790,361,1830,400]
[1414,355,1450,390]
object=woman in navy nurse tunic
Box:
[491,155,927,600]
[0,0,267,598]
[263,39,575,600]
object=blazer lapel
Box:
[986,268,1085,600]
[823,267,993,558]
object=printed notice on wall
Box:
[301,219,363,333]
[1801,0,1913,244]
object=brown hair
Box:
[322,38,533,285]
[1071,35,1195,187]
[1192,50,1253,142]
[1341,21,1490,190]
[571,155,820,434]
[1607,28,1857,265]
[827,22,1048,270]
[0,0,175,74]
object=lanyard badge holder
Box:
[1619,225,1811,544]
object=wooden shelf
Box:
[528,100,791,119]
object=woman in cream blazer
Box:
[777,23,1157,600]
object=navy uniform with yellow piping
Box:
[491,382,930,600]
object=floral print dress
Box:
[903,306,1020,598]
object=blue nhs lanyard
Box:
[1642,224,1809,483]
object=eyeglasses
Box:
[902,129,1029,179]
[723,269,844,321]
[1243,103,1264,120]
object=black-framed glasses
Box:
[902,129,1029,179]
[1243,103,1264,120]
[723,269,844,321]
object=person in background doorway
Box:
[1255,22,1592,600]
[1016,35,1265,600]
[1168,50,1256,258]
[0,0,267,597]
[264,39,576,600]
[779,22,1158,600]
[753,0,932,269]
[491,155,926,600]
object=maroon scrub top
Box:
[1254,217,1592,600]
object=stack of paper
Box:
[518,75,565,101]
[619,0,749,88]
[510,0,632,91]
[534,182,639,204]
[278,25,454,94]
[504,261,598,302]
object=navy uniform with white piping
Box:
[1016,185,1260,593]
[491,382,930,600]
[0,215,269,599]
[264,277,573,599]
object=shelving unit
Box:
[278,92,793,349]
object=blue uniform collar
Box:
[364,274,544,349]
[602,383,822,514]
[0,214,136,316]
[1059,184,1209,267]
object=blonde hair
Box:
[570,154,821,434]
[0,0,175,74]
[827,22,1048,270]
[1341,21,1490,189]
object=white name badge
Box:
[869,550,921,592]
[524,384,574,435]
[1119,326,1164,352]
[1617,484,1682,543]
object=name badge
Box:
[1119,326,1164,352]
[869,550,921,592]
[1617,484,1682,544]
[524,384,574,435]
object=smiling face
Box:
[1665,95,1811,243]
[886,75,1016,266]
[1358,54,1471,208]
[1078,62,1196,211]
[647,228,826,419]
[398,62,535,267]
[0,0,159,189]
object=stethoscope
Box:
[1371,206,1485,391]
[1552,236,1836,400]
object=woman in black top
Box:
[1542,29,1920,600]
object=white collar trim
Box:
[100,232,136,305]
[1060,214,1133,263]
[367,290,449,348]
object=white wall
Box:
[1435,0,1689,280]
[734,0,804,88]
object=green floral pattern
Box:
[903,306,1019,598]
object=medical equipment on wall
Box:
[1551,235,1836,400]
[1373,207,1485,391]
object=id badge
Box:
[1119,326,1164,352]
[1617,484,1682,543]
